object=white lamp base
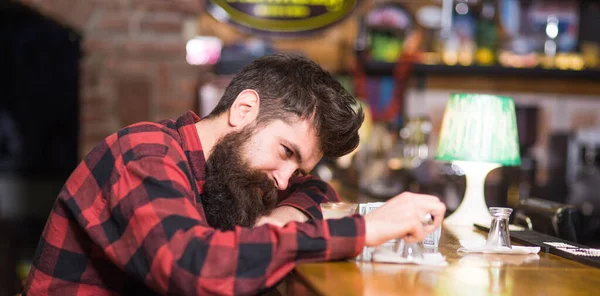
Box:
[443,161,501,227]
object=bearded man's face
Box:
[201,119,322,231]
[201,126,278,231]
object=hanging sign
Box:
[207,0,359,35]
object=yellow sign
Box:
[208,0,359,34]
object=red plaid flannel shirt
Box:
[24,111,365,295]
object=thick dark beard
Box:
[201,127,278,231]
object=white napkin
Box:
[371,247,449,266]
[458,238,541,254]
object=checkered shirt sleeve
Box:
[277,175,342,220]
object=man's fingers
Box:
[412,193,442,203]
[419,201,446,219]
[404,229,427,243]
[405,220,427,242]
[401,192,446,220]
[364,192,447,246]
[398,192,442,204]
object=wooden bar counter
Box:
[287,224,600,295]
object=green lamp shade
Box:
[435,93,521,166]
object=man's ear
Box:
[228,89,260,129]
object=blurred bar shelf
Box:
[364,61,600,80]
[419,64,600,80]
[361,61,600,96]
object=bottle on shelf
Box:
[476,0,498,65]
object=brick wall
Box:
[19,0,208,157]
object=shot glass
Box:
[320,202,358,219]
[395,239,424,261]
[485,207,513,249]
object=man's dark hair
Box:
[206,53,364,158]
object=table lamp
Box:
[435,93,521,226]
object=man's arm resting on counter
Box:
[97,155,364,295]
[257,175,341,227]
[256,206,308,227]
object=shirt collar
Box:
[175,111,206,188]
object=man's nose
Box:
[273,166,296,190]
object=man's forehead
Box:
[264,119,322,165]
[261,118,314,137]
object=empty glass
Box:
[395,239,424,261]
[320,202,358,219]
[485,207,513,249]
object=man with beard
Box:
[25,54,446,295]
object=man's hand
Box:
[255,206,309,227]
[364,192,446,247]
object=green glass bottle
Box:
[476,0,498,65]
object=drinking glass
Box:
[320,202,358,219]
[485,207,513,249]
[395,239,424,261]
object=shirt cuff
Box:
[277,196,323,220]
[326,215,366,260]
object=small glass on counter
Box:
[485,207,513,249]
[320,202,358,219]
